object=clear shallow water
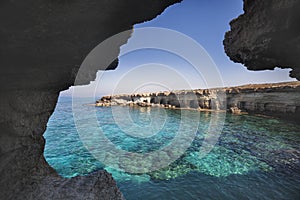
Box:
[44,96,300,199]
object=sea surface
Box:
[44,96,300,199]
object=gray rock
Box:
[0,0,181,199]
[224,0,300,80]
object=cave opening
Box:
[239,101,246,110]
[160,98,167,105]
[40,1,300,200]
[150,97,156,104]
[189,100,199,109]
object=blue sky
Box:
[63,0,295,97]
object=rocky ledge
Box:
[96,82,300,119]
[224,0,300,80]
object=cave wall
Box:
[0,0,181,199]
[224,0,300,80]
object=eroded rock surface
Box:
[0,0,181,199]
[97,82,300,120]
[224,0,300,80]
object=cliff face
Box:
[97,82,300,119]
[224,0,300,80]
[0,1,181,199]
[225,82,300,117]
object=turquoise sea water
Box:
[44,96,300,199]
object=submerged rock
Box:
[185,147,272,177]
[149,160,196,180]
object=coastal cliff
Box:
[96,82,300,119]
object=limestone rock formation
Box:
[0,0,181,199]
[97,82,300,120]
[229,106,242,114]
[224,0,300,80]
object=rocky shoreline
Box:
[96,81,300,118]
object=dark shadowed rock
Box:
[224,0,300,80]
[0,0,181,199]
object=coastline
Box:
[94,81,300,120]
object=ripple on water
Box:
[44,97,300,199]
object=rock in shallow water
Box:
[185,147,272,178]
